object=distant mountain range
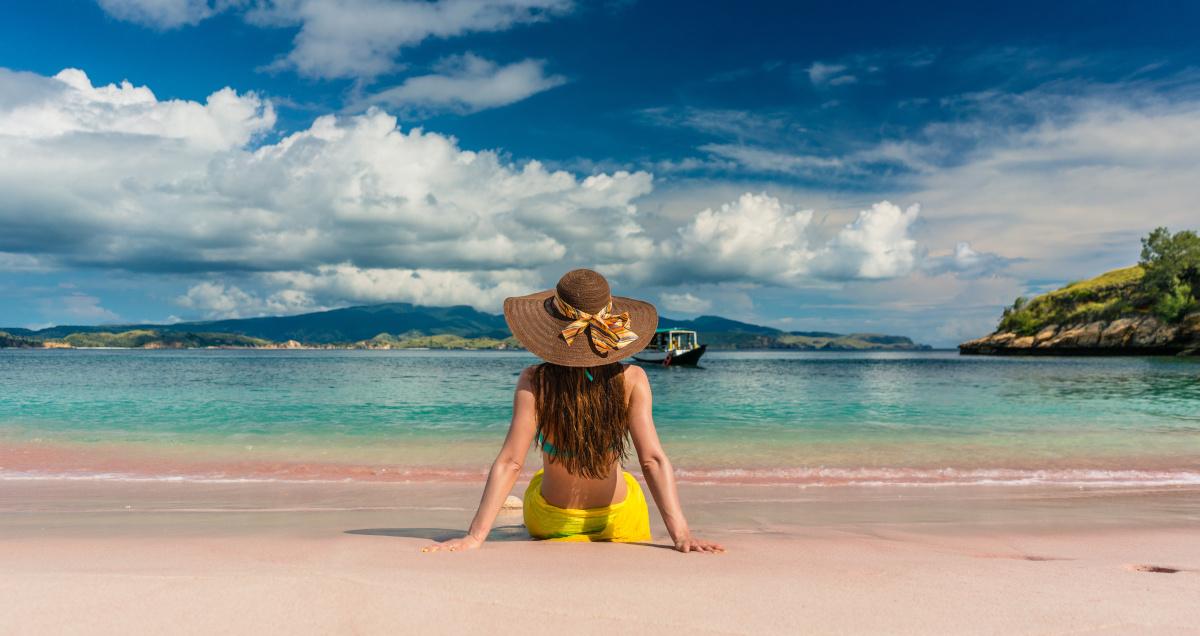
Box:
[659,315,929,350]
[4,303,509,343]
[3,303,930,351]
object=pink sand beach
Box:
[3,475,1198,635]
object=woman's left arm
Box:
[422,367,537,552]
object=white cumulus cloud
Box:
[659,192,816,285]
[621,193,923,287]
[0,68,274,150]
[812,201,920,280]
[0,66,657,318]
[0,67,653,274]
[176,281,319,319]
[266,265,541,311]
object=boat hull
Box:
[634,344,707,366]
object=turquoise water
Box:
[2,349,1199,485]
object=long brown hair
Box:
[532,362,629,479]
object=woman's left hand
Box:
[674,534,725,553]
[421,534,483,553]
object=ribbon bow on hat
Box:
[553,295,639,354]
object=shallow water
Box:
[2,349,1198,486]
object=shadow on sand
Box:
[344,525,674,549]
[344,524,531,542]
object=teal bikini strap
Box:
[536,431,561,457]
[536,431,620,458]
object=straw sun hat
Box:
[503,269,658,367]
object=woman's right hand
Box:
[421,534,483,553]
[673,534,725,553]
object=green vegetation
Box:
[1139,227,1200,321]
[0,331,42,348]
[998,265,1144,335]
[0,329,277,349]
[359,332,521,350]
[60,330,272,348]
[997,227,1199,335]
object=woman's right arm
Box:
[422,366,537,553]
[625,365,724,553]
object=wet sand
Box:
[6,438,1200,487]
[2,479,1199,634]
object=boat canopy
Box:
[649,329,698,351]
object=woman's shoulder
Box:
[517,364,540,387]
[621,362,648,385]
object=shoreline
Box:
[959,344,1197,356]
[5,438,1200,488]
[959,313,1200,357]
[6,474,1200,535]
[7,468,1200,488]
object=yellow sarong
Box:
[523,469,652,542]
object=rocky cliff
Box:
[959,312,1200,356]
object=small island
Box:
[960,227,1200,356]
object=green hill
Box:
[57,330,272,348]
[997,266,1147,336]
[0,331,42,348]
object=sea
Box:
[2,349,1199,487]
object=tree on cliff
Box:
[1139,227,1200,321]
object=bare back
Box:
[535,364,643,509]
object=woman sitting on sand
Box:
[423,269,724,553]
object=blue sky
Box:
[2,0,1199,345]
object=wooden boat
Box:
[633,328,707,366]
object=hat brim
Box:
[503,290,659,367]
